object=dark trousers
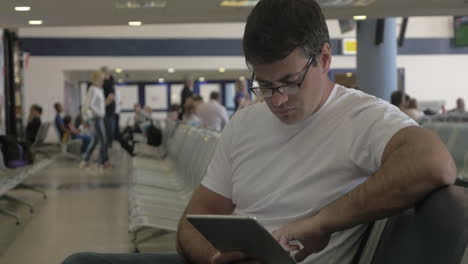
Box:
[62,253,188,264]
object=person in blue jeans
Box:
[63,115,91,154]
[80,71,110,169]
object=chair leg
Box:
[0,208,20,225]
[1,195,34,213]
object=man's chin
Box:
[276,114,301,125]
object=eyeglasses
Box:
[249,55,315,98]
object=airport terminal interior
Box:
[1,0,468,263]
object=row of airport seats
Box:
[422,122,468,183]
[0,123,56,224]
[128,119,468,262]
[420,113,468,123]
[128,120,220,251]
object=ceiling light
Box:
[316,0,375,7]
[128,21,143,26]
[220,0,259,7]
[168,68,175,73]
[115,0,167,9]
[115,68,123,73]
[28,20,43,25]
[353,15,367,20]
[218,68,226,73]
[199,77,206,82]
[346,72,353,77]
[15,6,31,11]
[158,78,165,83]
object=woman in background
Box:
[80,71,111,169]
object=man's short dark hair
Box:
[210,92,220,101]
[243,0,330,66]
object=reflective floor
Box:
[0,149,176,264]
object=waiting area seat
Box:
[128,121,220,251]
[358,185,468,264]
[0,150,55,224]
[423,122,468,183]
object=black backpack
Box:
[146,124,163,147]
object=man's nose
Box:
[269,91,289,107]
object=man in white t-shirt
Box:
[175,1,456,264]
[197,92,230,132]
[61,0,455,264]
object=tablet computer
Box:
[186,214,296,264]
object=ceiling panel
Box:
[1,0,468,27]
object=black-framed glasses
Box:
[249,55,315,98]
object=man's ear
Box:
[319,43,332,74]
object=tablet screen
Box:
[187,215,296,264]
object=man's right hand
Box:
[211,251,260,264]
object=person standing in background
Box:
[54,102,66,142]
[197,92,229,131]
[101,66,116,149]
[234,79,251,111]
[179,75,194,120]
[81,71,110,169]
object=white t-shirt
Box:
[197,100,230,131]
[201,85,418,264]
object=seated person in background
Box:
[63,116,91,154]
[390,90,410,110]
[167,104,180,121]
[404,98,423,121]
[25,104,43,145]
[449,98,467,114]
[133,103,147,133]
[140,106,153,133]
[54,102,66,142]
[197,92,230,131]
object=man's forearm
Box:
[177,218,217,263]
[315,128,456,235]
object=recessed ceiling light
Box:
[218,68,226,73]
[158,78,165,83]
[15,6,31,12]
[168,68,175,73]
[220,0,259,7]
[128,21,143,26]
[29,20,43,25]
[115,68,123,73]
[353,15,367,20]
[115,0,167,9]
[199,77,206,82]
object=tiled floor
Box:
[0,149,176,264]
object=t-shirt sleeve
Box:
[348,97,418,173]
[201,115,236,199]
